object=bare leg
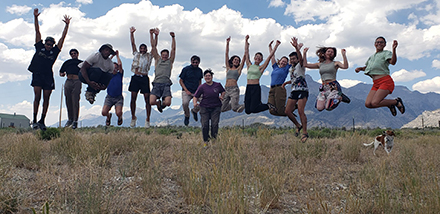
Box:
[130,91,138,120]
[143,93,151,122]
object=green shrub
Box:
[38,128,60,141]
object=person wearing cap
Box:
[149,28,176,113]
[78,43,117,104]
[179,55,203,126]
[128,26,153,128]
[59,49,83,129]
[28,8,71,131]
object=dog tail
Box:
[363,141,374,147]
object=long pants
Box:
[221,85,243,112]
[181,91,200,117]
[200,106,221,142]
[268,85,287,116]
[79,67,112,94]
[64,79,81,121]
[244,84,269,114]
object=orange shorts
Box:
[372,75,395,93]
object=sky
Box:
[1,0,440,126]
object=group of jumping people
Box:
[29,9,405,144]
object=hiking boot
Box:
[237,105,245,113]
[64,120,73,127]
[32,122,39,130]
[130,117,137,128]
[145,120,150,128]
[38,122,47,131]
[191,109,198,122]
[184,116,189,126]
[157,100,163,113]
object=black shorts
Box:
[288,90,308,100]
[31,73,55,90]
[128,75,150,94]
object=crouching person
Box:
[79,44,116,104]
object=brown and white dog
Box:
[363,130,395,156]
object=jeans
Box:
[181,91,200,117]
[79,67,112,93]
[200,106,221,142]
[64,79,81,121]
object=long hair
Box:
[228,55,241,68]
[316,47,337,63]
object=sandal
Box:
[388,105,397,116]
[295,125,303,137]
[301,133,309,143]
[117,117,123,126]
[106,113,112,126]
[395,97,405,114]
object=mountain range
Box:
[56,75,440,129]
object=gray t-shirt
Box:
[78,52,114,73]
[153,59,172,84]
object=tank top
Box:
[226,69,239,81]
[319,62,337,81]
[247,64,262,80]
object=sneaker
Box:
[32,122,39,130]
[130,117,137,128]
[341,93,351,103]
[191,109,198,122]
[267,103,278,112]
[237,105,245,113]
[64,120,73,127]
[184,116,189,126]
[85,91,96,104]
[38,122,47,131]
[145,120,150,128]
[72,121,78,129]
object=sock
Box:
[39,114,46,124]
[33,113,37,123]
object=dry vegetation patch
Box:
[0,127,439,213]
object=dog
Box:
[363,130,395,156]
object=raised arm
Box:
[269,41,276,65]
[335,49,349,69]
[150,28,159,60]
[169,32,176,63]
[244,35,251,68]
[290,37,303,67]
[115,50,123,74]
[303,47,319,69]
[57,15,71,50]
[389,40,398,65]
[130,26,137,53]
[225,36,231,69]
[33,8,41,43]
[260,40,280,73]
[237,36,248,73]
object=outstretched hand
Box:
[62,15,71,25]
[290,37,298,48]
[392,40,398,49]
[303,47,309,53]
[341,49,346,55]
[226,36,231,43]
[170,32,175,37]
[275,40,281,46]
[269,40,273,47]
[130,26,136,33]
[153,28,160,35]
[34,8,40,17]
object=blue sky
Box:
[1,0,439,126]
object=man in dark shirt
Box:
[59,49,82,129]
[179,55,203,126]
[28,8,71,131]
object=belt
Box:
[271,84,282,88]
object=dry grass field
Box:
[0,126,439,214]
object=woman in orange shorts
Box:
[355,36,404,116]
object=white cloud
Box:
[269,0,285,8]
[76,0,93,4]
[391,69,426,82]
[412,76,440,94]
[338,79,364,88]
[6,5,32,15]
[432,59,440,69]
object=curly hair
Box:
[228,55,241,68]
[316,47,337,63]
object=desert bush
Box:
[37,127,60,140]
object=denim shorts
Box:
[104,95,124,107]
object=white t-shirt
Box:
[78,52,114,73]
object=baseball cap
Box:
[99,43,116,55]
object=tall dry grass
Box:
[0,127,439,213]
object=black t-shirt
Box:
[28,40,61,75]
[179,65,203,94]
[59,58,83,75]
